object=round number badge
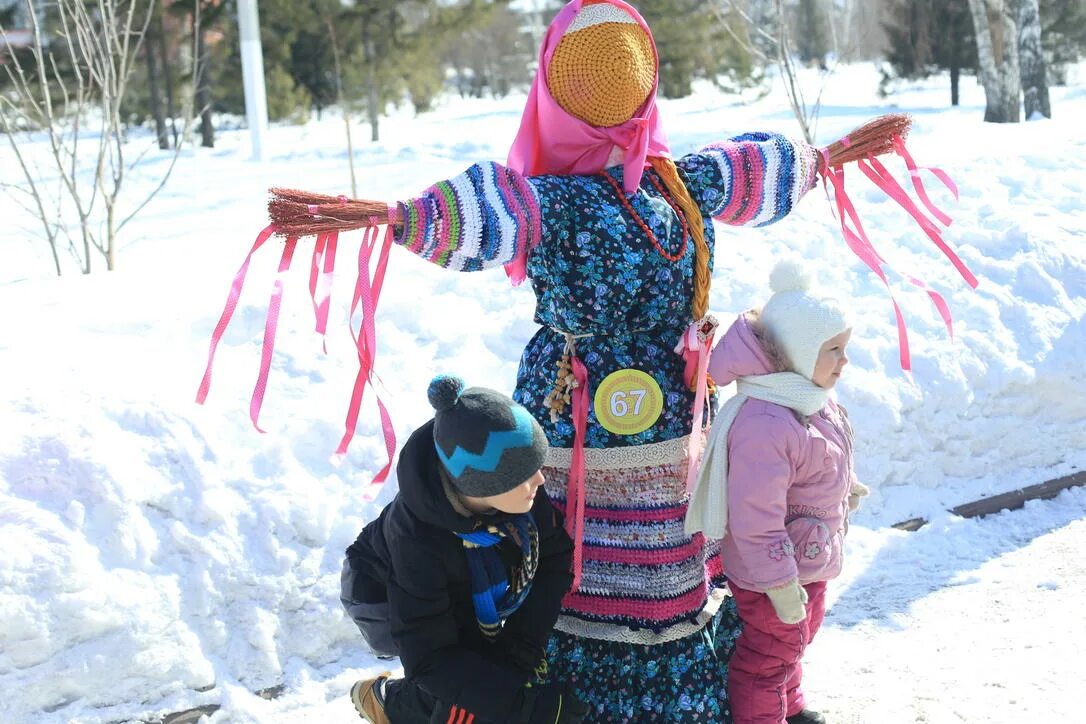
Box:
[593,369,664,435]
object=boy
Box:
[341,375,586,723]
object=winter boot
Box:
[350,672,392,724]
[786,710,827,724]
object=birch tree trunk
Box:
[967,0,1022,122]
[1016,0,1051,119]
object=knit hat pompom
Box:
[428,375,465,412]
[768,258,813,295]
[759,263,851,381]
[430,377,549,497]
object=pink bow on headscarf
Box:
[507,0,671,195]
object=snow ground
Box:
[1,61,1083,723]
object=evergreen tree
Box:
[1041,0,1086,84]
[795,0,831,65]
[882,0,975,106]
[443,2,534,100]
[883,0,934,78]
[143,2,170,149]
[638,0,756,98]
[746,0,780,61]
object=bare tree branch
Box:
[712,0,777,58]
[1,0,195,275]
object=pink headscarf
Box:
[507,0,671,195]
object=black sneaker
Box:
[786,710,827,724]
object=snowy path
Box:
[807,493,1085,724]
[244,489,1086,723]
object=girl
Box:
[686,260,869,724]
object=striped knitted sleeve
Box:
[394,161,542,271]
[676,133,819,227]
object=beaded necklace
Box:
[601,171,690,262]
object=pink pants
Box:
[727,580,828,724]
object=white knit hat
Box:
[758,260,852,380]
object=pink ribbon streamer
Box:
[308,233,338,353]
[334,216,397,486]
[893,136,959,217]
[249,237,299,432]
[195,226,301,429]
[863,141,978,290]
[822,162,913,370]
[196,226,303,431]
[676,321,715,493]
[820,134,978,370]
[196,224,277,405]
[200,206,401,482]
[854,159,955,337]
[565,355,590,593]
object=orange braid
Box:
[649,157,711,321]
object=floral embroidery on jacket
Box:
[768,539,795,561]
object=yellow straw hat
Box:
[546,2,656,128]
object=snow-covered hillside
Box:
[1,63,1083,723]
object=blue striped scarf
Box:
[456,515,539,640]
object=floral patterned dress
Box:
[393,132,818,721]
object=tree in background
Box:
[1039,0,1085,85]
[709,0,834,143]
[966,0,1021,122]
[443,2,534,100]
[289,0,341,116]
[168,1,229,147]
[836,0,890,61]
[794,0,831,66]
[932,0,977,105]
[121,1,187,147]
[110,1,227,146]
[142,1,171,149]
[325,1,517,141]
[351,0,428,141]
[715,2,761,91]
[639,0,757,98]
[1,0,194,275]
[883,0,935,78]
[741,0,781,60]
[1017,0,1050,118]
[212,0,319,123]
[882,0,975,106]
[397,0,523,111]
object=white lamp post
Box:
[237,0,268,161]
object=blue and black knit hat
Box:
[428,375,549,497]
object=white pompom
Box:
[768,258,813,294]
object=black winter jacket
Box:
[343,420,574,721]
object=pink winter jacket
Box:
[707,315,858,594]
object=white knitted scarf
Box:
[684,372,829,539]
